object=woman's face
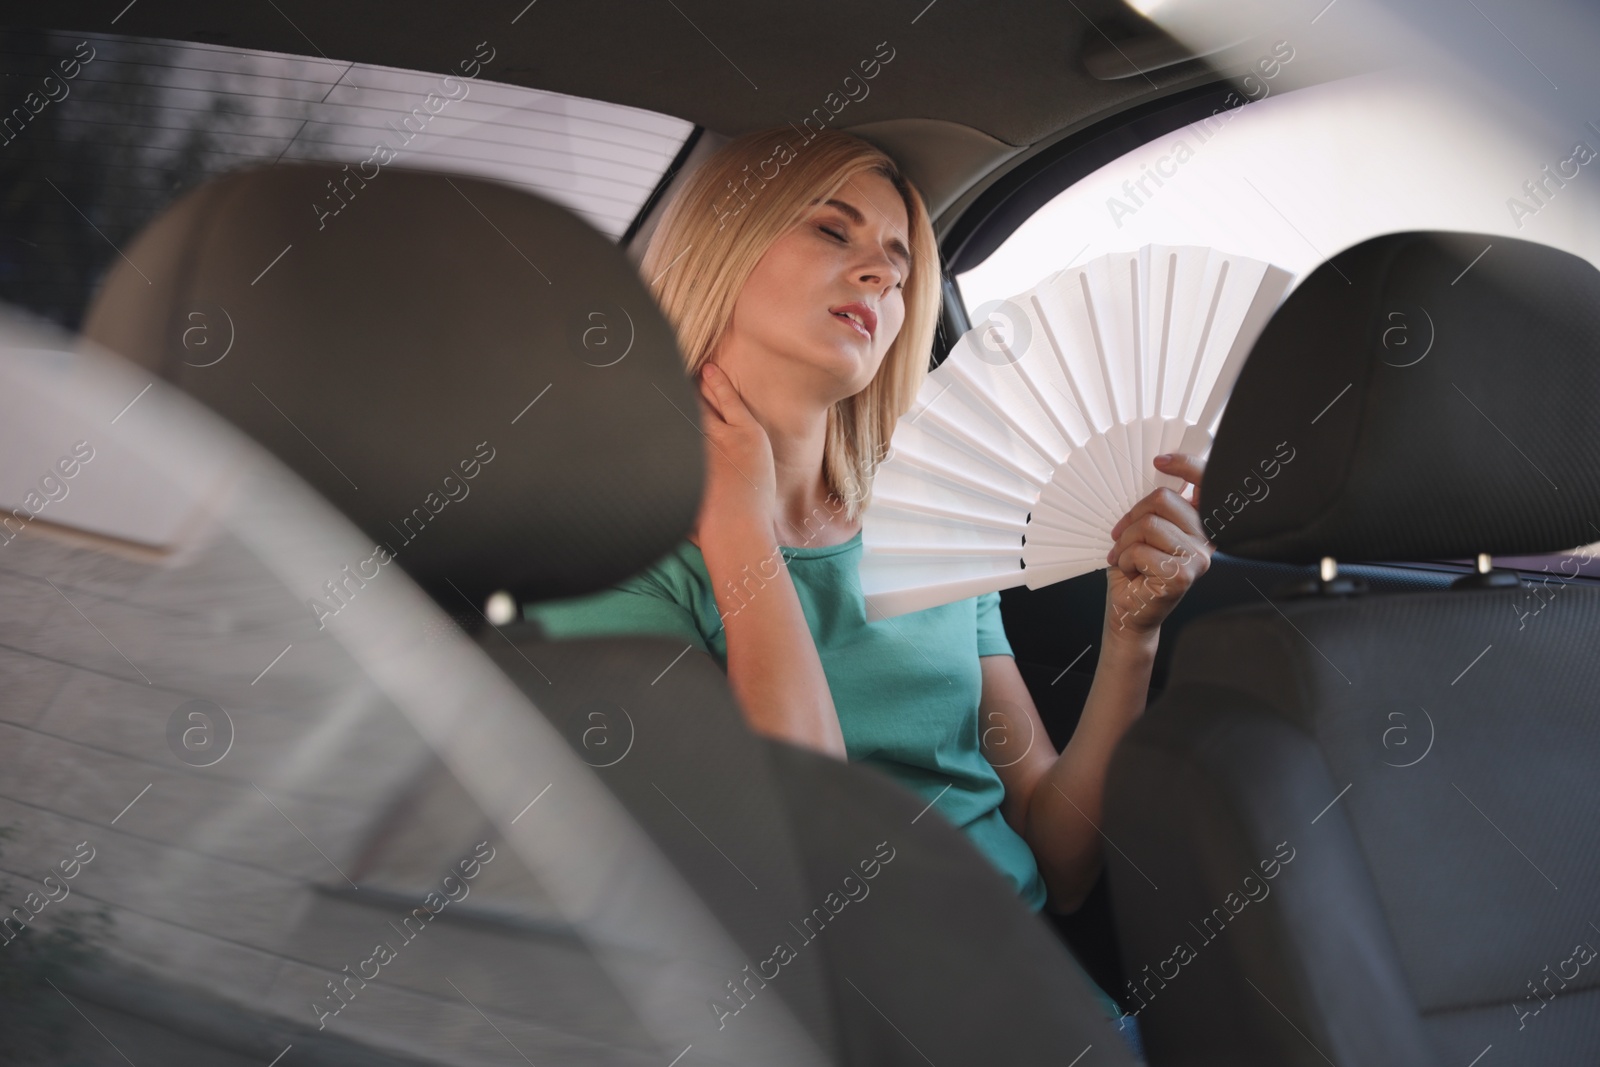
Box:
[719,169,910,403]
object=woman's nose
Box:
[857,256,900,289]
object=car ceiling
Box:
[25,0,1261,225]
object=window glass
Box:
[0,309,808,1065]
[0,30,693,328]
[954,67,1600,573]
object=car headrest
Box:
[1202,230,1600,564]
[82,163,702,613]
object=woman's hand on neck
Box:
[710,354,860,549]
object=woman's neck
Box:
[770,432,854,548]
[778,497,861,549]
[726,361,860,549]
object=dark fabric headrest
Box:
[82,163,701,611]
[1202,231,1600,563]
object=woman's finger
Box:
[1151,488,1209,546]
[1111,529,1207,581]
[1112,538,1209,592]
[700,362,752,425]
[1106,513,1195,567]
[1111,541,1189,584]
[1110,486,1208,545]
[697,366,726,416]
[1155,451,1205,488]
[696,386,724,429]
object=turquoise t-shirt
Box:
[523,527,1049,910]
[525,527,1130,1030]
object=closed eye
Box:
[818,220,905,289]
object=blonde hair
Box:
[638,126,940,525]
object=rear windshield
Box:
[0,29,693,328]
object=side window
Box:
[952,64,1600,575]
[0,30,692,329]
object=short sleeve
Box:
[975,590,1013,658]
[523,576,711,654]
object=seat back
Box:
[1103,232,1600,1066]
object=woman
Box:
[528,127,1213,1054]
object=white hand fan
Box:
[858,244,1293,620]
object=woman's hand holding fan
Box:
[857,243,1290,621]
[1102,450,1213,640]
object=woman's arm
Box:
[984,627,1156,913]
[700,517,848,758]
[986,452,1212,912]
[694,363,847,759]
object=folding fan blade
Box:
[858,554,1024,619]
[869,468,1031,533]
[880,418,1039,510]
[1029,280,1121,460]
[1020,557,1106,589]
[1024,540,1113,573]
[861,503,1023,557]
[1025,518,1111,550]
[907,369,1056,490]
[939,318,1075,470]
[1032,443,1131,535]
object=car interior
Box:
[1,2,1597,1065]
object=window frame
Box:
[930,79,1241,365]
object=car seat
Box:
[1101,231,1600,1066]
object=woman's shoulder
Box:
[613,536,715,602]
[522,536,716,648]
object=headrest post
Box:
[1276,554,1369,599]
[1451,553,1523,590]
[486,591,518,627]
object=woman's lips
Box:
[833,312,872,340]
[829,303,877,341]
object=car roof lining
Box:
[22,1,1260,231]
